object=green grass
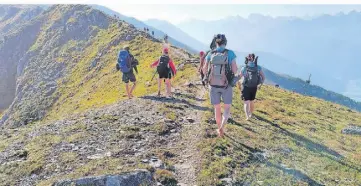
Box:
[196,85,361,185]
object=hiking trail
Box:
[170,83,208,185]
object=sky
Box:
[1,0,361,24]
[93,4,361,24]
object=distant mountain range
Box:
[177,13,361,101]
[144,19,206,51]
[91,5,198,53]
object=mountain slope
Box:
[91,5,198,53]
[1,79,361,185]
[198,85,361,185]
[0,4,194,128]
[145,19,206,51]
[262,67,361,112]
[0,5,43,110]
[178,13,361,101]
[0,5,43,36]
[0,4,361,186]
[234,50,361,112]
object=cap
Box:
[163,48,169,53]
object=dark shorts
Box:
[122,71,136,83]
[158,70,171,79]
[242,86,258,101]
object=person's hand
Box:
[257,84,262,89]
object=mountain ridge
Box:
[177,12,361,101]
[145,18,206,51]
[0,4,361,186]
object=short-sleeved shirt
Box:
[206,46,237,64]
[241,62,262,77]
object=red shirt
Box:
[151,57,177,75]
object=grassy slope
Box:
[263,68,361,112]
[0,6,197,184]
[198,85,361,185]
[45,32,192,122]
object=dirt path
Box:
[171,83,208,186]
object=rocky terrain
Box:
[0,5,43,110]
[0,82,208,186]
[0,4,361,186]
[0,5,190,128]
[0,5,43,36]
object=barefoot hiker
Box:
[237,53,265,120]
[150,48,177,98]
[116,46,138,99]
[203,34,238,137]
[199,51,206,86]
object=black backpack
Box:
[157,55,170,74]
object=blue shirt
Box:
[206,46,237,64]
[241,62,262,77]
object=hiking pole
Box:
[150,69,157,82]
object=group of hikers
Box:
[116,33,266,137]
[143,27,155,37]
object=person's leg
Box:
[220,86,233,136]
[249,87,257,118]
[220,104,231,136]
[122,73,131,99]
[165,78,171,97]
[125,83,131,99]
[214,104,222,136]
[130,82,136,97]
[249,101,254,117]
[210,87,222,137]
[157,77,162,96]
[244,100,250,120]
[129,72,137,97]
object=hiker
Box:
[237,53,265,120]
[152,31,155,37]
[150,48,177,98]
[124,46,139,74]
[116,46,138,99]
[164,34,168,43]
[202,34,238,137]
[199,51,206,86]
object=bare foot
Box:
[221,127,226,136]
[216,129,221,137]
[220,128,225,138]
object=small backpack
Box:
[243,64,260,88]
[117,50,131,73]
[157,55,170,74]
[129,53,139,67]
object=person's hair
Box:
[215,34,227,46]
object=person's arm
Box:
[169,59,176,75]
[202,54,210,75]
[198,57,204,72]
[231,59,238,75]
[259,70,266,84]
[150,59,159,68]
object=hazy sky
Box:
[94,4,361,24]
